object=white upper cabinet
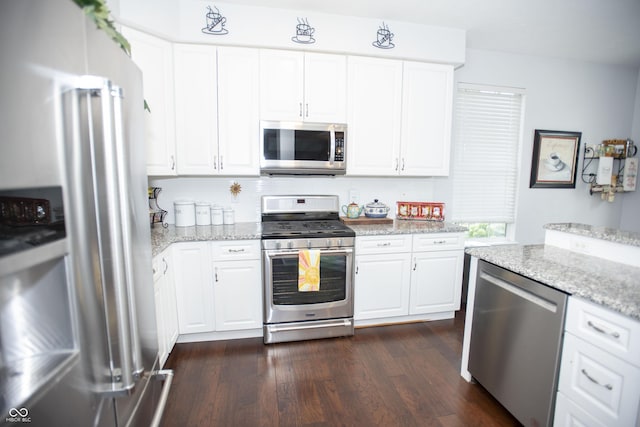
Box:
[260,50,346,123]
[217,47,260,175]
[401,62,453,176]
[347,57,454,176]
[174,45,259,175]
[174,44,218,175]
[347,56,403,176]
[122,27,177,176]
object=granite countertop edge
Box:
[466,244,640,321]
[544,223,640,247]
[150,221,467,256]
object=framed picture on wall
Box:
[529,129,582,188]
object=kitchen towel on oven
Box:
[298,249,320,292]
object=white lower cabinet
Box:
[172,242,215,334]
[211,241,262,331]
[354,252,412,320]
[172,240,263,338]
[354,233,464,325]
[554,297,640,426]
[152,248,179,367]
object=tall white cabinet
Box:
[122,27,177,176]
[260,50,346,123]
[347,57,453,176]
[152,248,179,367]
[347,56,403,176]
[173,45,260,175]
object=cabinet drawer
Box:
[356,234,412,254]
[558,333,640,427]
[412,233,464,252]
[211,240,261,260]
[566,297,640,367]
[554,392,608,427]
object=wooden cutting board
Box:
[340,216,394,225]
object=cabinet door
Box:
[160,251,179,352]
[410,250,464,314]
[401,62,453,176]
[122,27,176,176]
[153,275,168,367]
[354,252,411,320]
[172,242,215,334]
[217,47,260,175]
[304,53,346,123]
[213,259,262,331]
[174,44,218,175]
[347,56,403,175]
[260,50,304,121]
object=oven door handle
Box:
[264,248,354,257]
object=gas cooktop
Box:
[261,219,355,239]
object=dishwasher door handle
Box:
[479,271,558,313]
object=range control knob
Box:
[286,241,293,250]
[326,239,332,247]
[307,240,312,249]
[275,241,282,250]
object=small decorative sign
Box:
[292,17,315,44]
[396,202,445,221]
[202,6,228,35]
[373,22,395,49]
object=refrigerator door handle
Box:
[150,369,175,427]
[72,76,139,396]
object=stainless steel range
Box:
[261,195,355,344]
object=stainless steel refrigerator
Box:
[0,1,172,426]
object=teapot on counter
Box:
[341,202,364,219]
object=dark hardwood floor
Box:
[161,311,521,427]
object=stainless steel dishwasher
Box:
[468,260,568,427]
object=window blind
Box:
[451,84,524,223]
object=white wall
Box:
[619,70,640,232]
[443,49,639,243]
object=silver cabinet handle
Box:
[228,248,245,253]
[581,368,613,390]
[587,320,621,338]
[299,102,303,117]
[213,155,217,170]
[355,265,359,274]
[377,242,391,247]
[433,240,447,245]
[170,155,175,171]
[305,103,309,118]
[413,259,417,271]
[402,158,405,171]
[395,158,399,171]
[214,267,219,282]
[220,155,223,170]
[162,258,168,275]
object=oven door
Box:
[263,247,354,324]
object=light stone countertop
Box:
[466,244,640,321]
[151,222,262,257]
[348,220,467,236]
[150,220,467,256]
[544,223,640,247]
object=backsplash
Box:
[149,176,442,224]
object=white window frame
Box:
[451,83,526,243]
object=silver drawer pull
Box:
[377,242,391,247]
[587,320,621,339]
[433,240,447,244]
[228,248,245,253]
[581,368,613,390]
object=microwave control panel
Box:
[335,132,345,162]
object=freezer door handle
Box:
[150,369,175,427]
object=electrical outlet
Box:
[349,189,359,204]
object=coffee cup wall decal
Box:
[373,22,395,49]
[202,5,228,35]
[292,17,316,44]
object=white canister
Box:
[174,201,195,227]
[195,202,211,226]
[211,205,223,226]
[223,207,235,225]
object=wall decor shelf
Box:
[149,187,168,227]
[581,141,637,202]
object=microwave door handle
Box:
[329,130,336,165]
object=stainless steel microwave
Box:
[260,121,346,175]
